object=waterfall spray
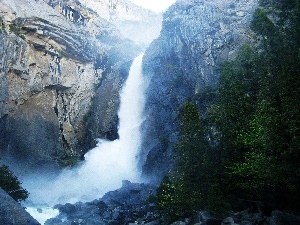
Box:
[25,54,147,223]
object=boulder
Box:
[170,221,187,225]
[195,211,222,225]
[269,210,300,225]
[222,217,236,225]
[46,181,158,225]
[231,209,265,225]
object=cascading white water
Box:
[25,54,147,223]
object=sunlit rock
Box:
[0,0,144,173]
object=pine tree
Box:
[0,165,29,202]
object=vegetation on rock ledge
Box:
[0,164,29,202]
[0,17,4,30]
[9,23,25,40]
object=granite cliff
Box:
[0,188,40,225]
[0,0,156,173]
[141,0,259,181]
[78,0,162,47]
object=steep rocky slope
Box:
[78,0,162,47]
[0,0,146,173]
[0,188,40,225]
[140,0,259,181]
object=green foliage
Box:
[227,151,278,196]
[216,0,300,209]
[214,45,265,165]
[9,23,20,33]
[9,23,25,40]
[156,102,229,222]
[156,176,190,223]
[0,17,5,31]
[0,165,29,202]
[251,8,277,37]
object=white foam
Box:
[24,54,147,221]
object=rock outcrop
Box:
[0,0,147,173]
[45,180,157,225]
[0,188,40,225]
[44,186,300,225]
[140,0,259,181]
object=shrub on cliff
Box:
[156,102,230,222]
[0,17,5,30]
[9,23,25,39]
[0,164,29,202]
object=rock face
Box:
[0,188,40,225]
[140,0,259,181]
[0,0,146,173]
[78,0,162,47]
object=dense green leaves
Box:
[251,8,277,37]
[0,165,29,202]
[156,102,229,222]
[216,45,264,155]
[218,0,300,208]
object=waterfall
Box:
[25,54,147,223]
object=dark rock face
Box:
[140,0,258,182]
[0,188,40,225]
[84,60,132,147]
[45,181,157,225]
[269,210,300,225]
[0,90,63,171]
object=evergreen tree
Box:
[0,164,29,202]
[156,102,229,222]
[217,0,300,209]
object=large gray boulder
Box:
[0,188,40,225]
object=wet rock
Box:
[222,217,235,225]
[0,188,40,225]
[239,221,252,225]
[195,211,222,225]
[46,181,158,225]
[230,209,267,225]
[269,210,300,225]
[170,221,187,225]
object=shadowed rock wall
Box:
[140,0,259,182]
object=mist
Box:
[23,54,147,208]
